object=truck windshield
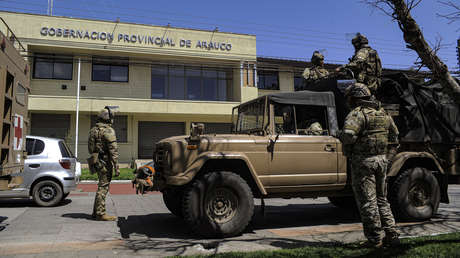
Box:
[234,99,265,134]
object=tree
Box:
[362,0,460,103]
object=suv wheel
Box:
[32,180,63,207]
[162,188,184,217]
[390,167,440,221]
[182,171,254,238]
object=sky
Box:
[0,0,458,71]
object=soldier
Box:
[88,106,120,221]
[337,33,382,94]
[306,121,323,136]
[339,83,399,248]
[303,51,329,83]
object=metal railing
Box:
[0,17,26,53]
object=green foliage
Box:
[184,232,460,258]
[80,168,135,180]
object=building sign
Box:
[40,27,232,51]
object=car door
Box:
[22,138,46,189]
[264,104,340,187]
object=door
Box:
[138,121,185,159]
[264,104,339,186]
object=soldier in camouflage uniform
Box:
[337,33,382,94]
[339,83,399,248]
[303,51,329,82]
[88,107,120,221]
[306,121,323,135]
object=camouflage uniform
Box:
[88,112,119,218]
[344,33,382,94]
[306,122,323,135]
[303,51,329,82]
[340,83,399,245]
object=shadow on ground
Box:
[0,198,71,207]
[62,213,94,221]
[0,216,7,232]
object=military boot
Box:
[95,214,117,221]
[383,232,400,247]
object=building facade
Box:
[0,11,259,162]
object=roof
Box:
[250,91,336,107]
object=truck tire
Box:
[328,196,357,209]
[182,171,254,238]
[390,167,440,221]
[32,180,63,207]
[162,188,184,217]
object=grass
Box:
[80,167,136,180]
[186,232,460,258]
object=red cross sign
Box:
[14,114,23,150]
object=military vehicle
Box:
[136,73,454,238]
[0,18,30,192]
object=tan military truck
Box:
[0,18,30,191]
[144,74,451,237]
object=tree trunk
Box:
[391,0,460,103]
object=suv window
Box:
[59,141,74,158]
[274,104,329,135]
[26,138,45,155]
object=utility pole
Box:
[47,0,53,16]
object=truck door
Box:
[264,104,339,186]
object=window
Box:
[294,76,305,91]
[16,83,26,105]
[59,141,74,158]
[151,65,233,101]
[26,138,45,156]
[273,104,329,135]
[151,66,168,99]
[33,54,73,80]
[31,114,70,140]
[257,70,279,90]
[90,115,128,143]
[92,57,128,82]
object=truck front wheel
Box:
[182,171,254,238]
[162,188,184,217]
[390,167,440,221]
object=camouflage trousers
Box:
[351,154,398,243]
[93,169,112,216]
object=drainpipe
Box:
[254,63,258,88]
[75,58,81,158]
[240,61,244,88]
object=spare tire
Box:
[390,167,440,221]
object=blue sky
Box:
[0,0,458,71]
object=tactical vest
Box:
[353,107,389,156]
[363,48,382,93]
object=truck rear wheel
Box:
[162,188,184,217]
[390,167,440,221]
[182,171,254,238]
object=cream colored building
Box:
[0,11,260,162]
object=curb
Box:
[79,180,132,184]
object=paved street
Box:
[0,184,459,257]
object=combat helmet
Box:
[345,83,371,99]
[97,106,119,123]
[311,51,324,65]
[351,33,368,47]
